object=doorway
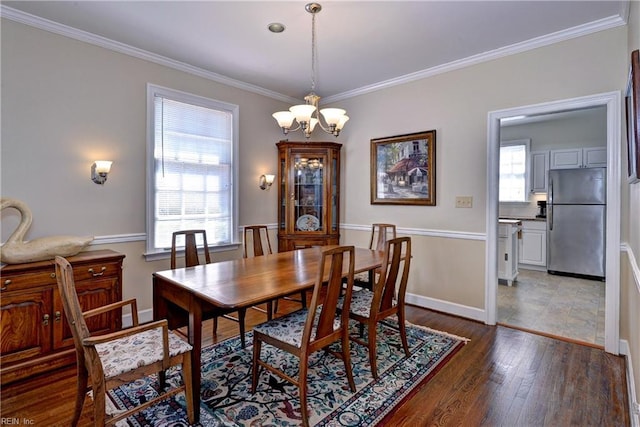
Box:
[485,91,622,354]
[497,107,607,346]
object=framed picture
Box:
[370,130,436,205]
[626,49,640,184]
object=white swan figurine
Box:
[1,198,94,264]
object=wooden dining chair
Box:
[242,225,276,320]
[354,223,397,287]
[54,256,195,426]
[243,226,307,315]
[339,236,411,379]
[171,229,248,347]
[251,245,357,427]
[170,229,211,269]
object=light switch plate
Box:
[455,196,473,208]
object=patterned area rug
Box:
[108,319,468,426]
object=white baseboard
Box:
[405,292,486,322]
[620,339,640,427]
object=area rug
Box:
[108,319,468,426]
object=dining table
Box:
[152,245,384,420]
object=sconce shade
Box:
[94,160,112,174]
[259,174,275,190]
[91,160,113,185]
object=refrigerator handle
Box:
[548,178,553,231]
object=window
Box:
[499,139,530,202]
[146,84,238,256]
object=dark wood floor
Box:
[1,303,630,426]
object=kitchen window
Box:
[145,84,239,257]
[499,139,530,202]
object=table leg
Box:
[188,295,202,421]
[153,277,201,423]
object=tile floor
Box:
[498,268,606,346]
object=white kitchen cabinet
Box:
[583,147,607,167]
[498,220,520,286]
[519,220,547,269]
[530,151,549,193]
[550,147,606,169]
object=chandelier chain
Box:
[310,11,316,93]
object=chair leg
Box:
[213,316,218,337]
[72,362,88,427]
[91,378,106,426]
[398,308,410,357]
[342,330,356,392]
[273,298,279,315]
[299,355,310,427]
[251,336,262,393]
[368,321,379,379]
[159,369,166,390]
[238,308,247,348]
[181,353,196,424]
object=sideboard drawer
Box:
[1,271,58,292]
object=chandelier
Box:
[272,3,349,139]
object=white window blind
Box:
[499,142,528,202]
[146,84,238,254]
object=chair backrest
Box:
[243,225,273,258]
[303,246,355,349]
[373,237,411,315]
[55,256,92,368]
[171,229,211,269]
[369,223,397,251]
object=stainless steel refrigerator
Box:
[547,167,606,280]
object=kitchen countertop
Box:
[499,216,546,222]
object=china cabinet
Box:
[276,141,341,251]
[0,250,124,385]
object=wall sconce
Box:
[91,160,112,185]
[259,174,275,190]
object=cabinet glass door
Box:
[293,155,325,232]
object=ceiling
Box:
[1,1,629,104]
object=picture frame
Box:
[370,130,436,205]
[626,49,640,184]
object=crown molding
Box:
[323,14,627,104]
[0,5,300,105]
[2,5,626,105]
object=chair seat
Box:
[253,307,341,348]
[338,289,398,318]
[95,328,193,378]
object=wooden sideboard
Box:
[0,250,125,385]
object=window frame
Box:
[499,138,531,203]
[145,83,239,259]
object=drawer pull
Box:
[43,314,50,326]
[55,311,62,322]
[88,266,107,277]
[1,279,10,291]
[50,273,56,279]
